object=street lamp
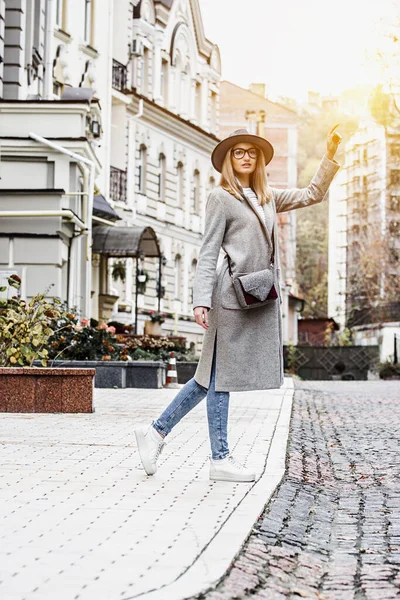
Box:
[157,253,167,311]
[134,249,146,335]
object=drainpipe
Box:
[29,132,95,318]
[43,0,55,99]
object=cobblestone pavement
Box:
[197,380,400,600]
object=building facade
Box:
[0,0,221,352]
[219,80,303,343]
[328,120,400,360]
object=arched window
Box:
[208,176,216,193]
[138,144,147,193]
[192,169,200,214]
[176,162,184,208]
[174,254,182,299]
[158,153,166,201]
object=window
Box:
[161,59,168,104]
[195,82,202,122]
[158,153,166,200]
[208,176,216,193]
[390,196,400,211]
[390,169,400,186]
[142,47,149,96]
[210,91,217,132]
[138,145,147,193]
[56,0,64,28]
[33,0,41,52]
[389,220,400,236]
[176,162,184,207]
[174,254,182,299]
[84,0,93,44]
[192,170,200,213]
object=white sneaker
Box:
[135,424,166,475]
[209,454,256,482]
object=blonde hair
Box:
[219,145,272,205]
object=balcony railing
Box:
[110,166,127,204]
[112,59,127,92]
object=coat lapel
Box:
[239,191,273,250]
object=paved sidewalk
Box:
[0,377,293,600]
[201,380,400,600]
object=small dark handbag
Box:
[227,225,278,310]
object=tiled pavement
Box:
[0,377,294,600]
[199,380,400,600]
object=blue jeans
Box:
[153,342,230,460]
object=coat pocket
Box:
[220,267,244,310]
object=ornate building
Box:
[328,121,400,360]
[0,0,221,351]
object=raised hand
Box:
[326,124,342,160]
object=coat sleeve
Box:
[192,193,226,311]
[271,155,340,213]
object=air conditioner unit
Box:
[130,39,143,57]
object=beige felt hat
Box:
[211,128,274,173]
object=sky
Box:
[198,0,399,102]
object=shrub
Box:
[122,334,189,361]
[47,312,122,362]
[0,275,69,367]
[378,361,400,379]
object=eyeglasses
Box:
[231,147,258,160]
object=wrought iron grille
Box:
[110,166,127,203]
[112,59,127,92]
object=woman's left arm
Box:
[272,125,342,214]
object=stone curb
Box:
[134,379,294,600]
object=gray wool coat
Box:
[192,155,340,392]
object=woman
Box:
[135,125,341,482]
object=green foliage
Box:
[111,260,126,283]
[47,311,121,362]
[369,85,394,128]
[378,361,400,380]
[148,311,167,324]
[334,328,354,347]
[285,342,297,375]
[122,334,192,361]
[0,275,69,367]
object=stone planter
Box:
[176,361,198,384]
[38,360,166,389]
[126,361,166,388]
[0,367,95,413]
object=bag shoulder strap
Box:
[227,222,275,277]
